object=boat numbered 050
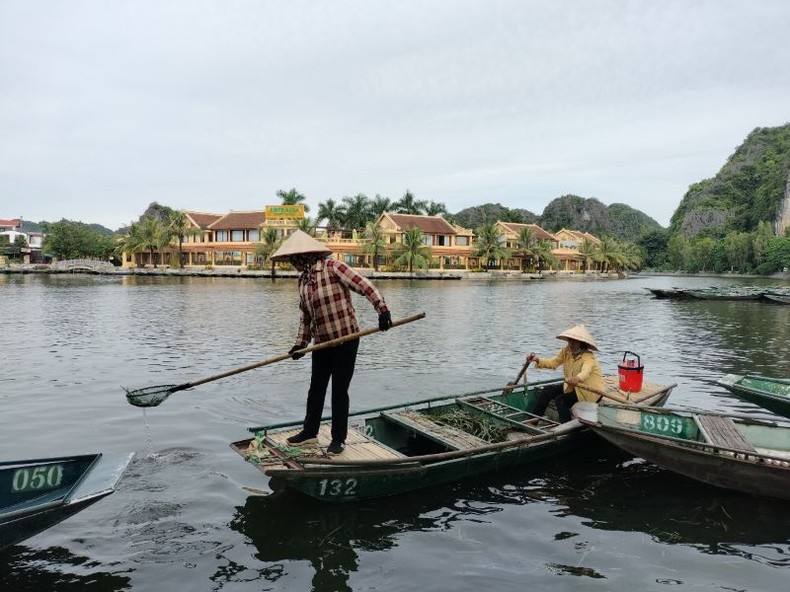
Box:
[10,463,65,493]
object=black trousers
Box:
[302,338,360,443]
[531,383,578,423]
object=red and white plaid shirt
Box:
[295,259,389,346]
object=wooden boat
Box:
[716,373,790,419]
[231,376,675,503]
[574,402,790,501]
[1,452,133,550]
[684,287,765,301]
[644,287,692,299]
[762,292,790,304]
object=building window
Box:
[216,231,229,242]
[231,230,245,241]
[248,229,260,242]
[456,236,469,246]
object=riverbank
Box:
[0,264,626,281]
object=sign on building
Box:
[265,205,305,219]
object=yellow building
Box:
[121,205,602,274]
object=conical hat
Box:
[556,324,598,350]
[270,230,331,261]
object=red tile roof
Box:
[499,222,556,242]
[185,211,223,229]
[385,213,457,235]
[0,219,21,228]
[208,210,266,230]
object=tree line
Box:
[638,223,790,274]
[42,186,790,276]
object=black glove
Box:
[378,311,392,331]
[288,345,305,360]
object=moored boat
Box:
[716,373,790,419]
[1,452,134,550]
[574,402,790,501]
[684,287,765,301]
[644,287,692,299]
[762,292,790,304]
[231,376,675,503]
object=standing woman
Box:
[526,324,604,423]
[270,230,392,455]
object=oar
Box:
[573,383,631,404]
[124,312,426,408]
[502,359,529,394]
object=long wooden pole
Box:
[182,312,426,391]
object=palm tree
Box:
[596,237,626,274]
[133,216,169,267]
[276,188,310,212]
[316,199,346,231]
[532,240,559,272]
[115,221,146,267]
[370,194,393,219]
[255,228,283,276]
[341,193,372,230]
[395,190,427,215]
[392,227,432,273]
[296,216,317,236]
[363,221,387,271]
[424,200,449,217]
[513,227,535,271]
[472,223,509,271]
[578,240,597,272]
[168,210,200,267]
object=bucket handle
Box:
[621,351,641,366]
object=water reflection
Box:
[551,450,790,565]
[0,546,130,592]
[226,447,789,590]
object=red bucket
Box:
[617,351,643,392]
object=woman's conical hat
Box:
[270,230,331,261]
[556,324,598,350]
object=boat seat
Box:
[695,415,756,452]
[381,409,490,450]
[459,396,552,434]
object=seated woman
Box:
[526,325,604,423]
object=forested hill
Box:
[539,195,662,239]
[452,196,662,241]
[670,123,790,239]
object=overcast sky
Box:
[1,0,788,230]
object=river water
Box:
[1,273,788,591]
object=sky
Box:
[1,0,789,231]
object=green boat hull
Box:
[717,374,790,419]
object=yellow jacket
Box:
[535,346,605,402]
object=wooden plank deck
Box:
[381,409,490,450]
[600,375,667,403]
[696,415,756,452]
[266,425,404,461]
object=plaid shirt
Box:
[295,259,389,346]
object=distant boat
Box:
[231,377,675,503]
[644,287,692,299]
[716,374,790,419]
[1,452,133,550]
[574,402,790,501]
[763,292,790,304]
[684,287,765,301]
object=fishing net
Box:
[123,385,178,408]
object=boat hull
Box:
[0,452,133,550]
[717,374,790,419]
[588,427,790,500]
[261,427,585,502]
[234,378,675,503]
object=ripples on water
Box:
[1,273,788,591]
